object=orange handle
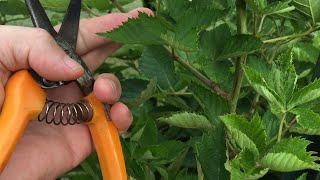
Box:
[84,93,127,180]
[0,70,46,173]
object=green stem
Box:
[229,0,247,113]
[277,113,287,142]
[263,25,320,44]
[249,93,260,115]
[156,0,161,16]
[154,92,193,98]
[257,15,266,34]
[253,12,257,36]
[110,0,126,13]
[82,5,100,17]
[168,48,228,99]
[267,117,296,145]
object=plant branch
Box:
[277,113,287,142]
[0,14,6,25]
[230,56,247,113]
[110,0,126,13]
[229,0,247,113]
[267,117,296,145]
[82,5,100,17]
[249,93,260,115]
[156,0,161,16]
[253,12,257,36]
[257,15,266,34]
[263,25,320,44]
[168,48,228,99]
[154,92,193,99]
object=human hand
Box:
[0,8,152,180]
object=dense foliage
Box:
[2,0,320,179]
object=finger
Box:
[110,102,133,132]
[0,26,84,84]
[73,8,153,55]
[93,73,121,104]
[82,43,121,71]
[0,84,4,109]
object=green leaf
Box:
[121,140,145,179]
[260,0,295,15]
[120,79,149,105]
[158,112,213,131]
[290,108,320,135]
[287,79,320,109]
[199,24,231,59]
[161,29,198,52]
[39,0,68,9]
[155,166,169,180]
[191,84,228,125]
[137,141,187,164]
[162,0,191,21]
[245,0,267,12]
[139,45,176,89]
[80,156,101,180]
[313,31,320,49]
[290,124,320,135]
[83,0,134,11]
[201,57,233,90]
[228,150,269,180]
[111,44,144,59]
[191,0,229,10]
[174,6,226,37]
[262,110,279,141]
[83,0,112,11]
[297,173,308,180]
[293,42,319,64]
[163,6,226,52]
[261,153,319,172]
[246,56,271,79]
[217,35,263,60]
[260,137,320,171]
[195,128,229,180]
[131,117,158,146]
[99,13,166,45]
[0,0,28,15]
[168,149,189,178]
[243,65,285,114]
[144,165,156,180]
[291,0,320,24]
[130,78,158,107]
[221,114,266,156]
[175,169,198,180]
[268,50,297,104]
[164,96,192,111]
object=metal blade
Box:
[58,0,82,50]
[24,0,57,37]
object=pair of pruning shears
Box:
[0,0,127,179]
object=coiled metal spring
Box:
[38,100,93,125]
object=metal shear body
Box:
[0,0,127,179]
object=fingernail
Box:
[64,56,82,70]
[106,79,116,97]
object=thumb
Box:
[0,26,84,85]
[0,26,84,109]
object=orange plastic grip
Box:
[84,93,127,180]
[0,70,46,173]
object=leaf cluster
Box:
[4,0,320,179]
